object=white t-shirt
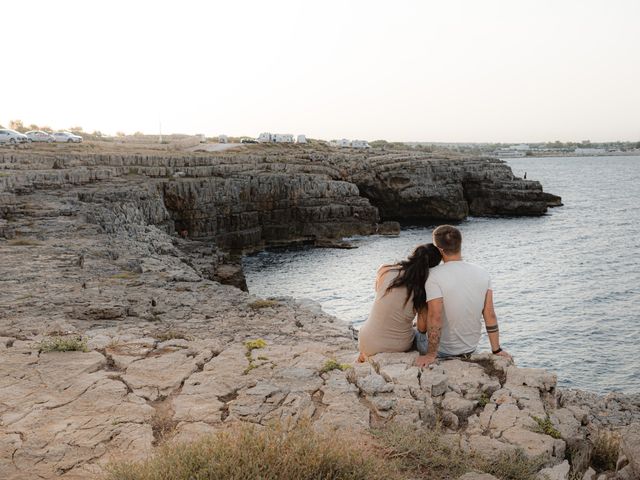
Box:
[425,260,491,356]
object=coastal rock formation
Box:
[0,145,585,479]
[329,152,560,220]
[0,147,560,284]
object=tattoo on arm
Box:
[486,325,499,333]
[427,326,441,354]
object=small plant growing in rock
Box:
[243,363,258,375]
[245,339,267,351]
[478,392,490,408]
[248,299,279,310]
[40,335,88,353]
[320,358,352,374]
[531,415,562,439]
[243,339,267,375]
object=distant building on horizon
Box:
[574,147,606,155]
[330,138,370,148]
[352,139,370,149]
[257,132,295,143]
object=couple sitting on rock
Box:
[358,225,512,367]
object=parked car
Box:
[52,132,83,143]
[240,138,258,143]
[25,130,54,143]
[0,129,29,144]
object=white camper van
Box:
[257,132,272,143]
[273,134,294,143]
[352,140,370,149]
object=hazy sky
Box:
[3,0,640,142]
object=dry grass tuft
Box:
[480,450,547,480]
[106,422,398,480]
[149,407,177,446]
[7,237,42,246]
[376,424,546,480]
[591,429,620,472]
[40,335,88,353]
[154,329,192,342]
[248,299,279,309]
[110,271,140,280]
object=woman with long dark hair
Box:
[358,243,442,360]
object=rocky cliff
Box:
[8,145,640,480]
[0,146,560,244]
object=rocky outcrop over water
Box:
[328,152,561,220]
[0,147,560,286]
[9,145,633,480]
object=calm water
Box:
[244,156,640,394]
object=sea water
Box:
[244,156,640,394]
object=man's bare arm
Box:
[482,290,512,360]
[416,298,443,367]
[427,298,443,353]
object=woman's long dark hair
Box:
[385,243,442,312]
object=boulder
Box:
[442,391,477,420]
[505,366,557,392]
[621,423,640,477]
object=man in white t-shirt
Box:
[416,225,512,368]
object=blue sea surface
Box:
[243,156,640,394]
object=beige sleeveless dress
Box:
[358,266,416,356]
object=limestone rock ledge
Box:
[2,332,638,479]
[0,147,605,480]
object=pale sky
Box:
[3,0,640,142]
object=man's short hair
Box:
[433,225,462,254]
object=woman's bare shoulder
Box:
[377,263,399,272]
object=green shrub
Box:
[40,336,88,353]
[532,415,562,439]
[106,422,398,480]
